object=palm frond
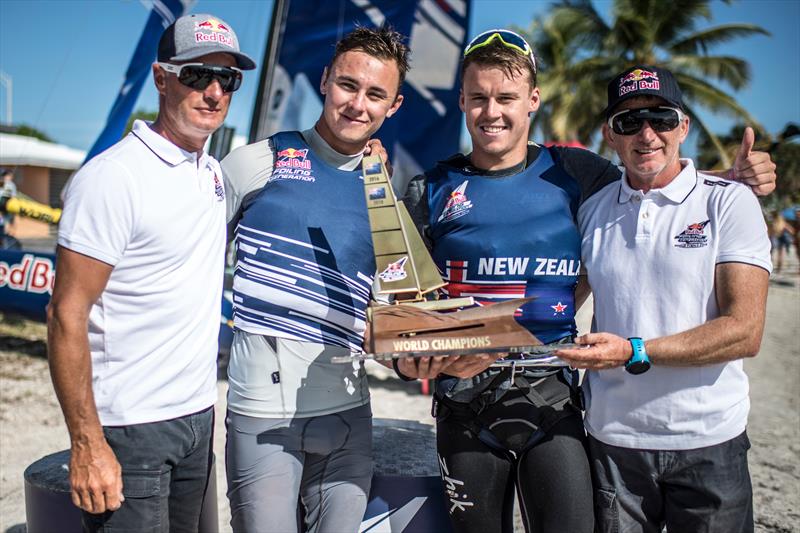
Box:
[669,24,770,55]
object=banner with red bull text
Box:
[84,0,193,164]
[251,0,471,191]
[0,249,55,321]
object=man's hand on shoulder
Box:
[69,435,124,514]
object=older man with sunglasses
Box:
[48,13,254,532]
[398,31,776,533]
[557,66,771,533]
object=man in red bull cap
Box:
[557,64,772,533]
[220,26,406,532]
[48,12,254,531]
[395,33,777,533]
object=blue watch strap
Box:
[625,337,651,375]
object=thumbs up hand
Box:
[730,126,776,196]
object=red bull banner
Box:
[0,249,55,321]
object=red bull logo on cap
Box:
[195,18,233,47]
[195,19,230,32]
[619,69,660,97]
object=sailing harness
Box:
[433,338,584,459]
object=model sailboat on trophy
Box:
[334,155,574,366]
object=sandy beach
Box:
[1,258,798,532]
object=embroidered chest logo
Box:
[213,173,225,201]
[271,147,315,183]
[379,256,408,282]
[437,180,473,223]
[551,301,568,315]
[674,220,710,248]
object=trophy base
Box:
[333,298,583,365]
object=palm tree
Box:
[517,0,769,166]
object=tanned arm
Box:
[557,262,769,369]
[47,246,122,514]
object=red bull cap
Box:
[158,13,256,70]
[604,64,684,118]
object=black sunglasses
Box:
[608,106,685,136]
[157,62,243,93]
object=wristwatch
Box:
[625,337,651,375]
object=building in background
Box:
[0,131,85,239]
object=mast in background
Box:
[249,0,290,144]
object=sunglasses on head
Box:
[157,62,243,93]
[608,106,685,135]
[464,29,536,73]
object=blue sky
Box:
[0,0,798,153]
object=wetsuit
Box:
[403,143,619,533]
[221,129,374,533]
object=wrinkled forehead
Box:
[177,52,237,67]
[614,95,673,113]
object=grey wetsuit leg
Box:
[299,405,373,533]
[225,404,373,533]
[226,412,304,532]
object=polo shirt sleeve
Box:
[221,138,275,228]
[715,183,772,272]
[57,157,138,267]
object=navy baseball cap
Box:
[158,13,256,70]
[604,65,684,117]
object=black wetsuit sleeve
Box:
[401,173,433,251]
[554,147,622,204]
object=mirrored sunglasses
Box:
[157,62,243,93]
[608,106,685,136]
[464,29,536,72]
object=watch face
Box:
[625,359,651,375]
[626,337,650,374]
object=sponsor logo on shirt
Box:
[703,179,730,188]
[379,256,408,282]
[213,173,225,201]
[674,220,710,248]
[476,257,580,277]
[271,147,315,183]
[437,180,473,222]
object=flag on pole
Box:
[84,0,193,164]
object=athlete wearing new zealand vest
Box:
[221,128,373,532]
[403,143,619,533]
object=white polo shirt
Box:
[58,120,226,426]
[578,159,771,450]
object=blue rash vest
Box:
[426,147,581,344]
[231,131,376,352]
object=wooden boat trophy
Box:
[334,155,572,365]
